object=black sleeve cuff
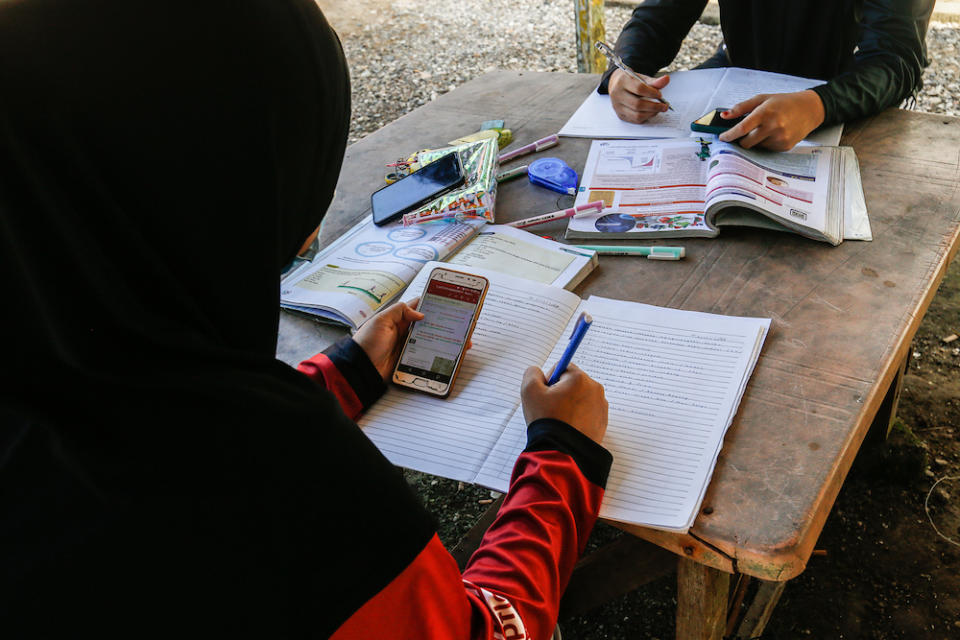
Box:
[596,67,615,94]
[810,84,840,127]
[524,418,613,489]
[322,337,387,409]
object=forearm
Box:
[462,419,613,640]
[598,0,705,93]
[815,0,933,125]
[297,337,386,419]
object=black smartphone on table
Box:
[690,108,747,135]
[371,152,466,226]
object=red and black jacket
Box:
[300,339,613,639]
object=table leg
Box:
[676,557,730,640]
[732,579,786,639]
[867,350,909,442]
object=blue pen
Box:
[547,312,593,385]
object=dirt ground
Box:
[315,1,960,636]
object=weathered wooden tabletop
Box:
[278,71,960,582]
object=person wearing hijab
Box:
[601,0,934,150]
[0,1,612,638]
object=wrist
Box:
[322,337,387,408]
[801,89,825,129]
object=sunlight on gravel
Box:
[338,0,959,144]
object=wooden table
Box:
[276,72,960,638]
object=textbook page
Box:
[558,67,842,145]
[567,139,714,238]
[476,296,770,532]
[445,224,597,290]
[359,263,580,481]
[704,142,835,240]
[280,216,483,330]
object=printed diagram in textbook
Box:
[577,140,710,234]
[280,218,484,328]
[569,139,845,240]
[292,265,406,306]
[597,143,660,174]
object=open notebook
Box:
[359,263,770,532]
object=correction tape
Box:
[528,157,578,195]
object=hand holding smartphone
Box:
[371,152,465,226]
[393,268,489,397]
[690,108,747,135]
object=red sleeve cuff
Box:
[297,338,387,420]
[297,352,365,420]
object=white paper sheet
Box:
[559,68,842,146]
[476,296,770,531]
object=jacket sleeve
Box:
[296,337,386,420]
[812,0,934,125]
[597,0,707,93]
[330,419,613,640]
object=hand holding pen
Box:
[596,41,674,124]
[519,312,607,444]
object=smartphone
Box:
[371,152,465,226]
[393,268,489,397]
[690,108,747,134]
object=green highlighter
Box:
[573,245,686,260]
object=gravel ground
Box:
[322,2,960,638]
[337,0,960,144]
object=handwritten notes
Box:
[362,266,770,531]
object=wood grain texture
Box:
[277,72,960,582]
[677,557,729,640]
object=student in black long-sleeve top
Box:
[602,0,934,150]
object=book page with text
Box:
[568,139,711,237]
[705,143,834,237]
[280,216,484,329]
[477,296,769,531]
[445,225,596,289]
[358,263,580,481]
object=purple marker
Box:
[498,134,559,164]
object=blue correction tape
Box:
[528,157,578,195]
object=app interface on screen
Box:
[398,279,481,382]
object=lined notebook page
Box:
[477,296,770,531]
[358,263,580,482]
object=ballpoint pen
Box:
[595,41,674,111]
[547,311,593,385]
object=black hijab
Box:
[0,1,434,636]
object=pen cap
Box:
[528,157,578,196]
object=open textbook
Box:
[566,139,871,245]
[559,67,843,146]
[280,218,598,329]
[359,263,770,532]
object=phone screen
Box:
[371,153,464,225]
[396,277,482,384]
